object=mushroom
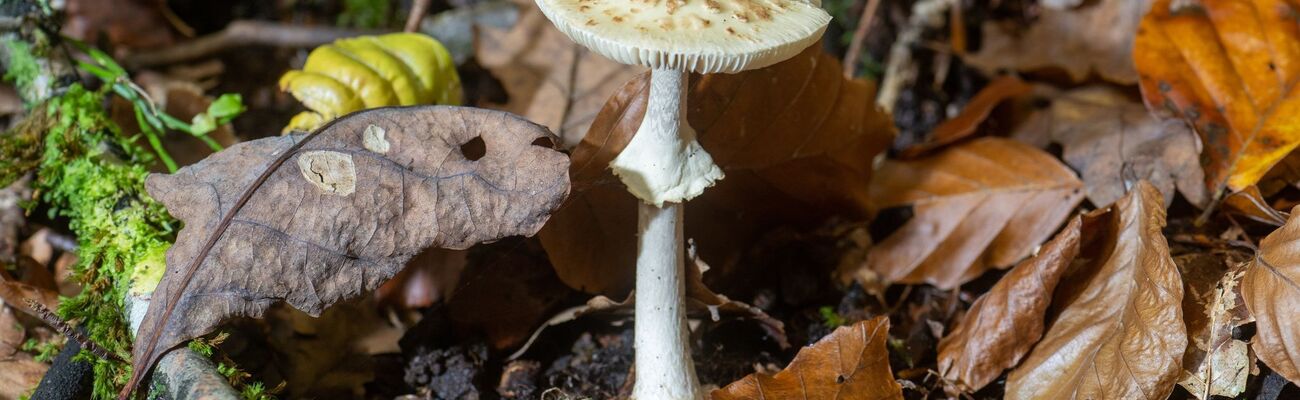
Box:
[534,0,830,398]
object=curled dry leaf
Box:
[476,0,643,146]
[1175,252,1254,400]
[128,106,570,393]
[937,216,1082,394]
[1013,86,1207,208]
[711,316,903,400]
[962,0,1150,83]
[1006,182,1185,400]
[1135,0,1300,198]
[0,267,60,320]
[863,137,1083,289]
[1241,205,1300,385]
[900,75,1033,158]
[541,43,894,296]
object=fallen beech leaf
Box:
[541,43,894,296]
[711,316,903,400]
[128,106,570,394]
[63,0,176,52]
[1135,0,1300,197]
[1006,182,1185,400]
[1176,253,1253,399]
[1012,86,1207,207]
[937,217,1082,394]
[963,0,1150,83]
[476,0,643,146]
[863,137,1083,289]
[1241,205,1300,385]
[900,75,1033,158]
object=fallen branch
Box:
[842,0,881,77]
[122,20,383,68]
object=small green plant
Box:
[21,336,65,362]
[75,44,244,172]
[337,0,392,28]
[819,306,846,328]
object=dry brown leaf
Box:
[900,75,1033,158]
[936,216,1082,394]
[0,267,59,320]
[1006,182,1185,400]
[711,316,903,400]
[0,306,22,357]
[1222,186,1289,226]
[1135,0,1300,199]
[127,106,571,393]
[476,0,643,146]
[63,0,177,52]
[541,43,894,296]
[1241,204,1300,385]
[1175,252,1254,399]
[0,357,47,400]
[1013,86,1207,208]
[963,0,1150,84]
[863,137,1083,289]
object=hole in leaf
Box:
[836,375,846,384]
[531,136,555,149]
[460,136,487,161]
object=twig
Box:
[24,298,122,361]
[843,0,882,77]
[405,0,433,33]
[122,21,383,68]
[876,0,956,112]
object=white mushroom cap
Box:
[535,0,831,73]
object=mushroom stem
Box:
[631,69,703,400]
[634,202,702,400]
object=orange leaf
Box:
[1006,182,1185,400]
[1135,0,1300,198]
[937,216,1082,394]
[711,316,902,400]
[862,137,1083,289]
[1241,204,1300,385]
[540,44,894,296]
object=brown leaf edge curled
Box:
[1005,182,1185,400]
[899,75,1033,158]
[122,106,571,398]
[711,315,903,400]
[1241,205,1300,385]
[936,216,1082,394]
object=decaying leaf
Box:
[963,0,1150,84]
[0,306,22,357]
[1013,86,1207,207]
[540,43,894,296]
[476,0,643,146]
[863,137,1083,289]
[1135,0,1300,198]
[1006,182,1185,400]
[1241,205,1300,385]
[447,241,576,350]
[1176,252,1253,400]
[128,106,570,393]
[937,216,1082,394]
[711,316,903,400]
